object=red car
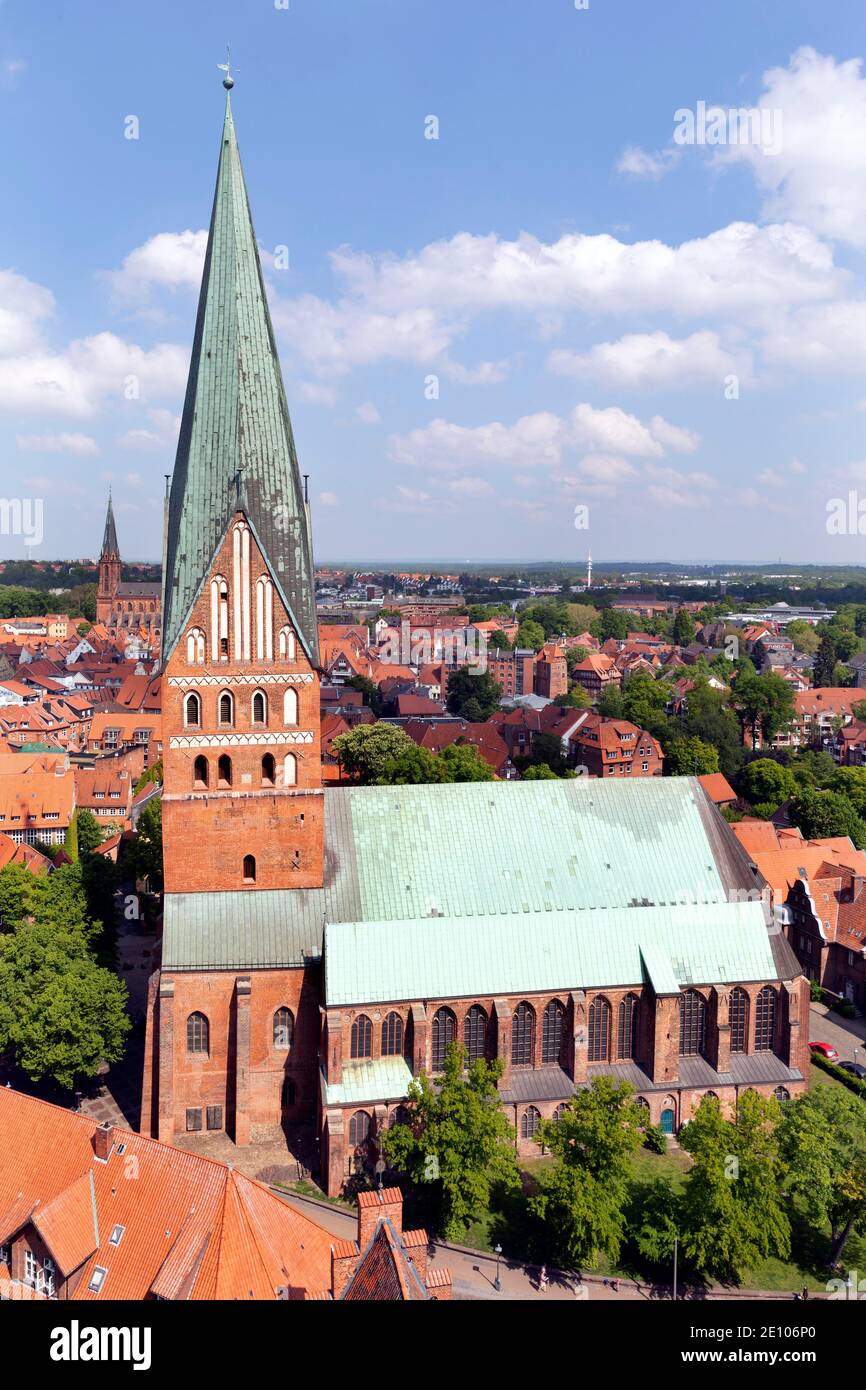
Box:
[810,1041,840,1063]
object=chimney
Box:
[357,1187,403,1247]
[92,1120,114,1162]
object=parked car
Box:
[810,1041,841,1062]
[838,1060,866,1079]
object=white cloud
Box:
[117,407,180,450]
[0,332,188,418]
[760,299,866,372]
[647,415,700,454]
[571,403,664,458]
[296,380,338,406]
[356,401,381,425]
[375,485,434,513]
[318,491,339,506]
[1,58,26,87]
[273,295,451,375]
[16,431,98,456]
[645,463,717,507]
[720,48,866,248]
[448,476,495,497]
[0,269,54,355]
[549,330,745,389]
[389,412,566,473]
[441,358,510,385]
[104,230,208,301]
[616,146,680,180]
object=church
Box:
[142,82,810,1196]
[96,492,162,639]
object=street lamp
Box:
[494,1243,503,1293]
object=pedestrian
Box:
[611,1278,620,1294]
[802,1286,808,1301]
[538,1264,548,1292]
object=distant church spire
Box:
[162,82,317,665]
[101,489,119,559]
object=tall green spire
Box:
[101,489,119,558]
[162,91,318,665]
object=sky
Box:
[1,0,866,566]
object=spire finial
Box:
[217,45,235,90]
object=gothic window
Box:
[587,996,611,1062]
[243,854,256,882]
[283,688,299,726]
[193,755,208,789]
[617,993,638,1061]
[679,990,707,1057]
[211,578,229,661]
[283,752,297,786]
[218,691,234,725]
[183,692,201,727]
[511,1002,535,1067]
[218,754,232,787]
[773,1086,790,1102]
[281,1078,296,1108]
[431,1007,456,1071]
[381,1012,403,1056]
[256,577,274,661]
[261,753,275,786]
[186,1012,209,1054]
[351,1014,372,1059]
[553,1103,567,1125]
[755,986,777,1052]
[251,690,267,724]
[186,628,205,664]
[520,1105,541,1140]
[463,1004,487,1064]
[541,999,564,1064]
[729,987,748,1053]
[273,1007,294,1050]
[348,1111,371,1149]
[278,626,296,661]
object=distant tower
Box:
[586,551,593,591]
[96,490,121,625]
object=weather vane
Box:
[217,46,236,90]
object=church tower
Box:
[96,491,121,625]
[142,78,324,1146]
[160,81,322,896]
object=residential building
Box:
[568,714,663,779]
[0,751,75,845]
[534,642,568,701]
[571,652,621,702]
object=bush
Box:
[833,999,857,1019]
[809,978,825,1002]
[810,1050,866,1100]
[643,1123,668,1153]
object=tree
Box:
[381,1043,519,1238]
[786,620,821,656]
[780,1086,866,1267]
[732,670,795,751]
[597,609,630,642]
[530,1078,645,1268]
[346,674,384,717]
[133,759,163,796]
[0,864,32,930]
[812,635,837,688]
[597,684,624,718]
[672,608,695,646]
[445,668,501,720]
[124,797,163,892]
[853,699,866,722]
[515,619,545,652]
[332,724,418,782]
[562,682,590,709]
[488,630,512,651]
[522,763,557,779]
[460,697,484,723]
[678,1092,790,1282]
[63,810,79,862]
[76,809,105,857]
[739,759,797,809]
[438,743,494,782]
[0,921,130,1089]
[665,736,719,777]
[828,766,866,819]
[789,788,866,848]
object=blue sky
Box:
[1,0,866,565]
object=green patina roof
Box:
[321,1057,414,1107]
[323,901,780,1007]
[100,491,119,558]
[161,778,792,990]
[162,93,317,665]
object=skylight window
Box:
[88,1266,108,1294]
[109,1225,125,1246]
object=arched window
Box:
[351,1014,372,1059]
[261,753,275,786]
[218,754,232,787]
[635,1096,650,1115]
[243,854,256,882]
[183,692,200,727]
[520,1105,541,1140]
[283,688,299,726]
[211,577,229,660]
[755,986,777,1052]
[617,993,638,1061]
[553,1103,568,1125]
[273,1007,294,1050]
[278,626,296,661]
[431,1007,456,1072]
[729,987,748,1054]
[256,577,274,661]
[193,755,208,789]
[679,990,706,1057]
[463,1005,487,1064]
[186,628,205,664]
[773,1086,790,1102]
[251,690,267,725]
[541,999,564,1065]
[186,1012,209,1054]
[348,1111,371,1150]
[281,1078,296,1108]
[511,1002,535,1067]
[283,752,297,787]
[588,996,611,1062]
[390,1105,411,1128]
[381,1012,403,1056]
[218,691,234,725]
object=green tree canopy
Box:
[124,797,163,893]
[739,758,797,809]
[665,736,720,777]
[515,619,545,652]
[381,1042,519,1238]
[672,608,696,646]
[780,1085,866,1267]
[446,667,502,720]
[437,742,494,782]
[789,787,866,848]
